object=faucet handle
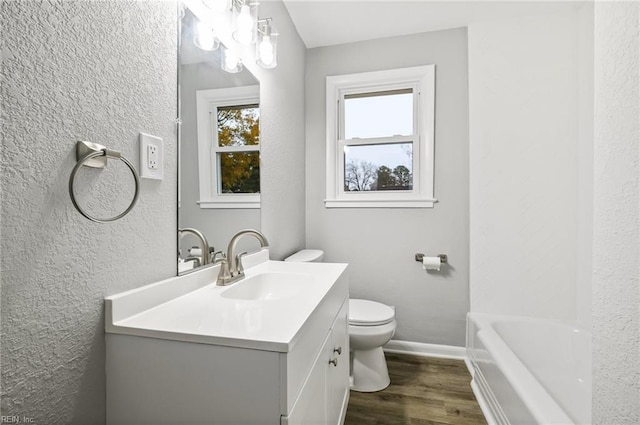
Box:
[211,250,226,264]
[235,251,248,275]
[184,257,201,268]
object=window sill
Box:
[198,200,260,209]
[324,198,437,209]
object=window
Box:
[325,66,436,208]
[196,85,260,208]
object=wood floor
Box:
[344,353,487,425]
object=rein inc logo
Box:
[1,417,34,424]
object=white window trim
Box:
[195,85,260,209]
[325,65,436,208]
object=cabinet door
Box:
[327,300,350,425]
[281,334,329,425]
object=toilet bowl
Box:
[348,299,396,392]
[284,250,397,392]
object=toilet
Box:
[284,250,397,393]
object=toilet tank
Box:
[284,249,324,262]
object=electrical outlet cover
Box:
[139,132,163,180]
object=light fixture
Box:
[193,20,219,51]
[201,0,231,12]
[232,0,258,45]
[256,19,277,69]
[187,0,279,72]
[221,46,243,73]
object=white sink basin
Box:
[105,253,349,352]
[221,272,310,301]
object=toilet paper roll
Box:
[422,256,441,271]
[188,248,202,257]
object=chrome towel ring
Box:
[69,141,140,223]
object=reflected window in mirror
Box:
[217,103,260,194]
[196,85,260,208]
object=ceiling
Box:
[280,0,584,48]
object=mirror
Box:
[178,5,261,274]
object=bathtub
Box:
[466,313,591,425]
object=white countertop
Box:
[105,252,348,352]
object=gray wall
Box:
[250,1,307,260]
[1,1,177,422]
[305,28,469,346]
[179,62,260,255]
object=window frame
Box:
[195,85,260,209]
[325,65,436,208]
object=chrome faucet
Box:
[178,228,210,266]
[217,229,269,286]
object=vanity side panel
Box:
[281,332,330,425]
[106,334,281,425]
[282,272,349,413]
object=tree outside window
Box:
[195,85,260,208]
[217,105,260,194]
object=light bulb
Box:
[194,21,218,51]
[256,24,277,69]
[222,48,243,73]
[225,52,239,70]
[258,35,274,65]
[237,5,254,32]
[232,2,255,45]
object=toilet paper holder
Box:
[415,253,448,264]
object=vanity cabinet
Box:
[106,260,350,425]
[327,301,350,423]
[283,300,349,425]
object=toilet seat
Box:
[349,299,395,326]
[284,249,324,262]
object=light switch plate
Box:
[139,132,163,180]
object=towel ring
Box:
[69,141,140,223]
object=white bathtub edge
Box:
[464,357,474,378]
[467,312,587,425]
[383,340,466,360]
[471,377,500,425]
[469,361,510,425]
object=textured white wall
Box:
[593,3,640,423]
[0,1,177,422]
[468,7,593,323]
[306,28,470,346]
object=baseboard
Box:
[383,339,466,360]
